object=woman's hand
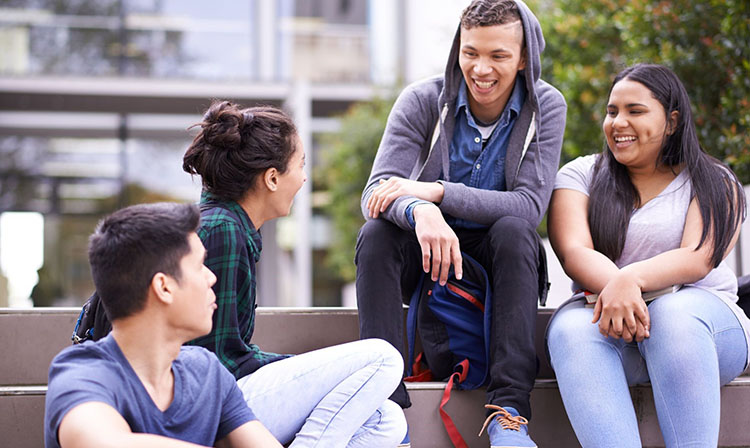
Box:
[593,271,651,342]
[366,177,444,218]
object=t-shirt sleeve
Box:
[45,346,118,448]
[554,154,598,196]
[215,356,257,441]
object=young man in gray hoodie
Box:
[355,1,566,446]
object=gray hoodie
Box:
[361,0,567,230]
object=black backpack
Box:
[72,291,111,344]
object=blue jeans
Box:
[547,287,748,447]
[236,338,407,447]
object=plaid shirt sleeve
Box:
[189,211,286,378]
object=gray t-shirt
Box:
[555,154,750,368]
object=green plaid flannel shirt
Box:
[188,192,287,378]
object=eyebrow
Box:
[461,44,513,54]
[607,102,649,108]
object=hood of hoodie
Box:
[439,0,545,114]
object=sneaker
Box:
[478,405,536,448]
[397,427,410,448]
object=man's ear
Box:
[517,51,527,71]
[264,167,279,192]
[151,272,174,305]
[667,110,679,135]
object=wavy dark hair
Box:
[589,63,745,268]
[183,100,297,202]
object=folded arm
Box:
[59,402,209,448]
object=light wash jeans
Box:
[547,287,748,448]
[236,338,407,447]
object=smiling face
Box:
[603,79,676,171]
[171,233,217,338]
[272,134,307,218]
[458,22,526,123]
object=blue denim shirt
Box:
[406,75,526,229]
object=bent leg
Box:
[465,216,539,418]
[347,400,406,448]
[547,302,643,448]
[355,219,422,408]
[238,339,406,447]
[639,288,748,448]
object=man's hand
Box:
[367,177,444,219]
[413,203,462,285]
[592,271,650,342]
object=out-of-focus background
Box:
[0,0,748,310]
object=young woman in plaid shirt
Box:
[182,100,406,448]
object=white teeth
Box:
[614,136,637,142]
[475,80,496,89]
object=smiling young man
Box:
[44,203,281,448]
[355,1,566,447]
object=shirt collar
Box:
[455,74,526,123]
[200,190,262,258]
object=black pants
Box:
[355,216,543,419]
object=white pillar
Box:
[287,81,313,307]
[256,0,277,82]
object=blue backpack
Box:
[405,252,491,388]
[404,253,492,447]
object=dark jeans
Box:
[355,216,543,419]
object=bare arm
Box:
[549,188,648,342]
[215,421,283,448]
[548,188,620,293]
[59,402,209,448]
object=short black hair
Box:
[183,100,298,202]
[461,0,522,29]
[88,202,200,321]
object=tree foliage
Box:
[318,97,395,281]
[537,0,750,180]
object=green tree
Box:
[538,0,750,180]
[318,97,395,282]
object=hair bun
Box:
[202,101,243,150]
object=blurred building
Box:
[0,0,468,308]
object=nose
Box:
[473,58,491,76]
[206,266,217,287]
[612,112,628,129]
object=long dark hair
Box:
[183,100,297,202]
[588,63,745,267]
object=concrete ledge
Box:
[2,307,750,447]
[0,307,555,386]
[404,378,750,448]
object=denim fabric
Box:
[446,78,525,229]
[547,287,748,447]
[355,217,541,418]
[236,339,407,447]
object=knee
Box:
[487,216,538,256]
[361,338,405,379]
[355,220,402,264]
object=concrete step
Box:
[2,307,750,448]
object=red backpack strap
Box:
[404,352,434,382]
[439,359,470,448]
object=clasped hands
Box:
[592,271,651,342]
[366,177,462,285]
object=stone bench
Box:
[2,307,749,447]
